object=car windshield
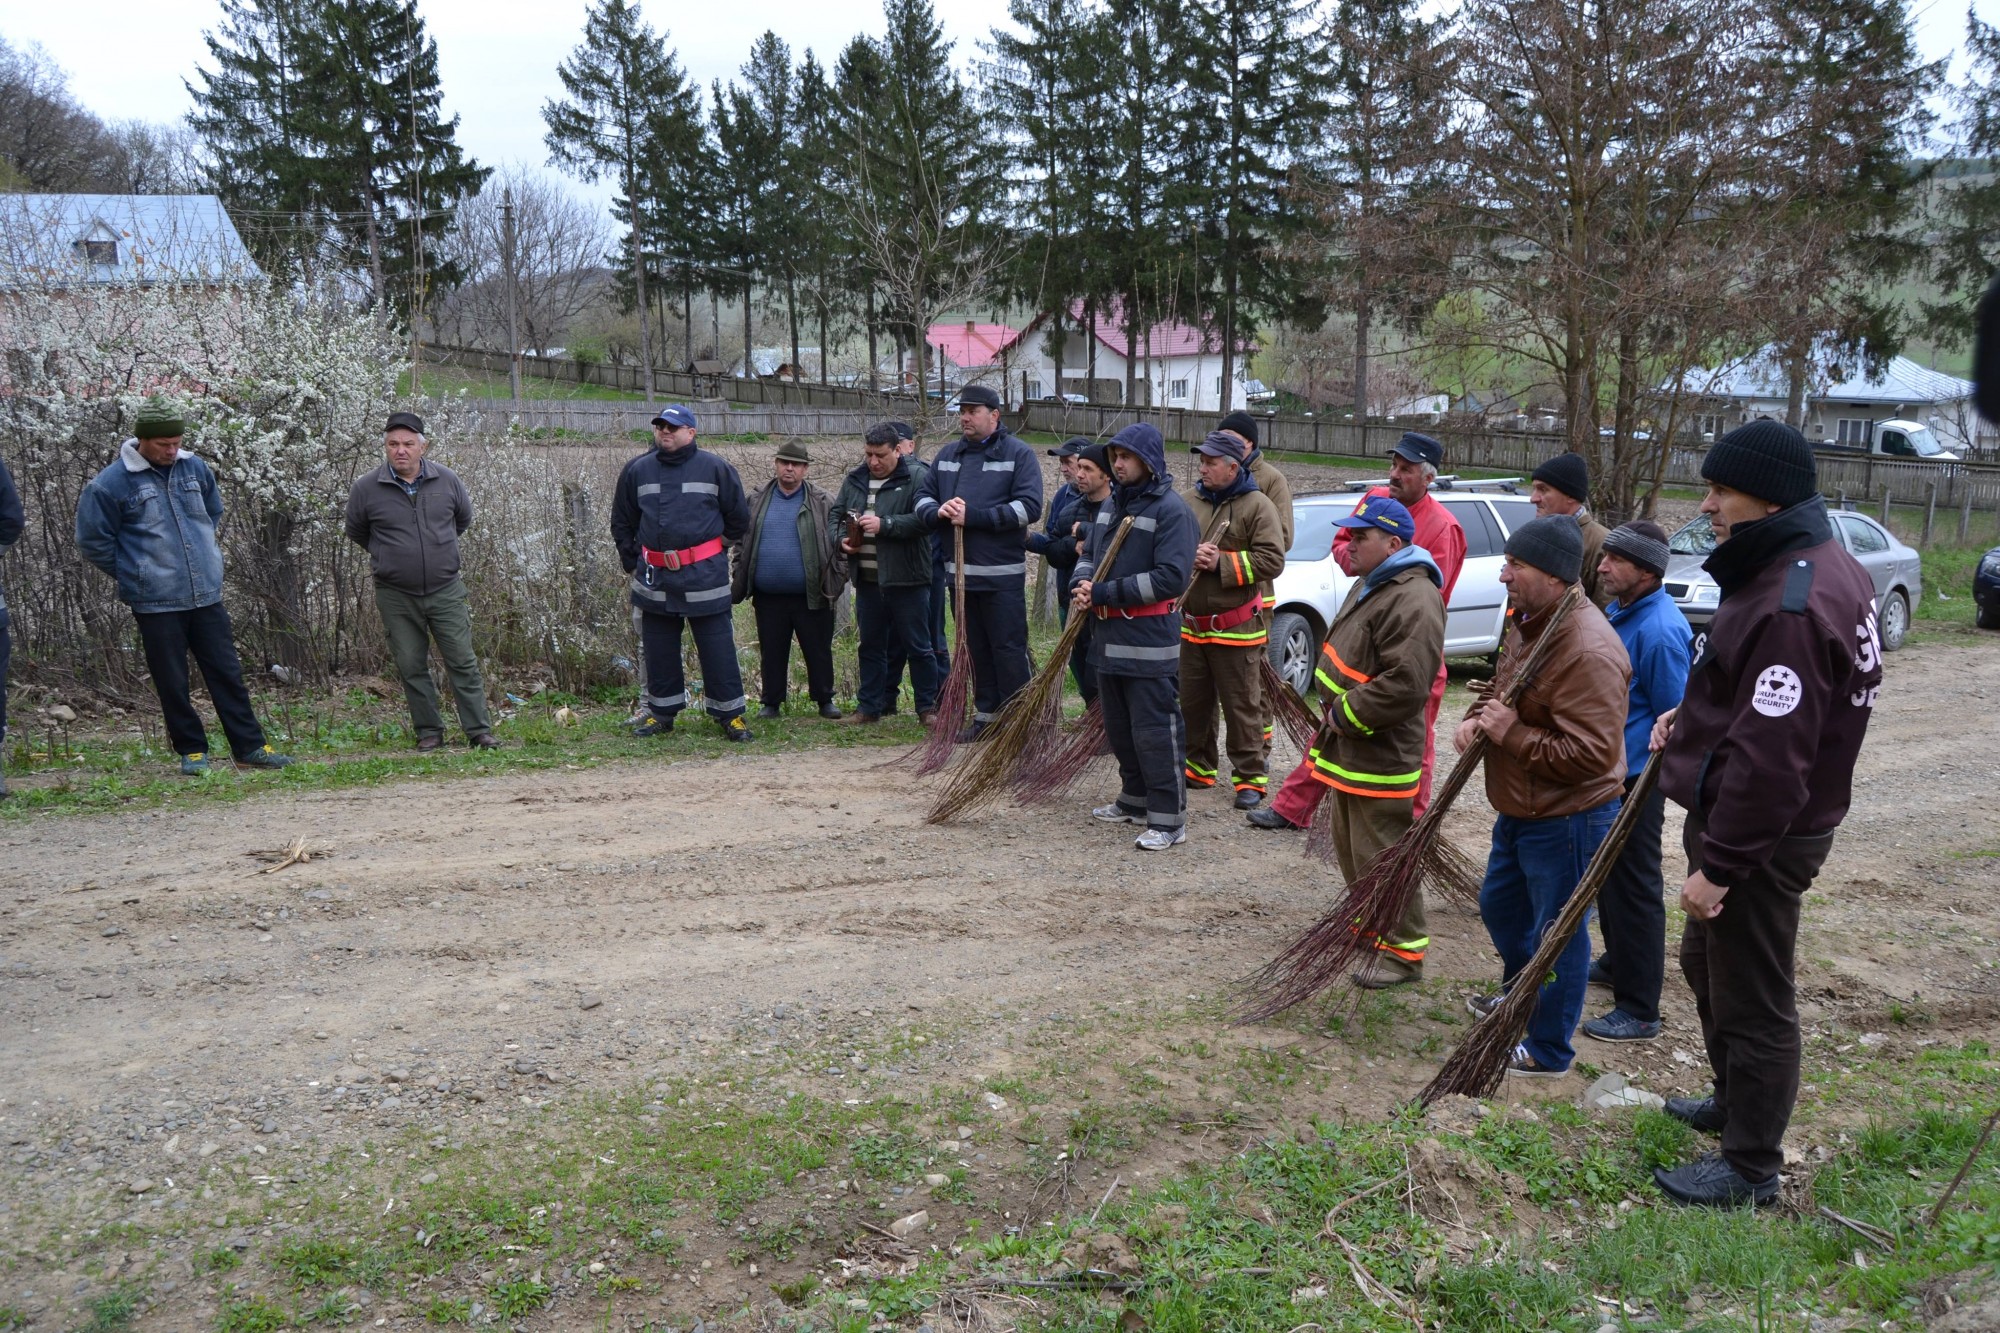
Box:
[1905,425,1949,457]
[1670,513,1717,555]
[1290,505,1342,560]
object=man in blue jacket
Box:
[611,405,754,742]
[1028,438,1089,624]
[0,451,21,798]
[1584,521,1691,1044]
[914,385,1043,737]
[1071,423,1198,851]
[73,398,291,775]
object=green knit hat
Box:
[134,397,186,440]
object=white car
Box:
[1265,487,1543,695]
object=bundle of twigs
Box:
[925,518,1136,823]
[1234,585,1586,1024]
[1420,747,1665,1104]
[1013,698,1111,804]
[912,528,973,776]
[1260,658,1319,754]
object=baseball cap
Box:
[1333,493,1416,541]
[1391,432,1444,468]
[1191,431,1249,462]
[651,404,698,429]
[1047,437,1090,457]
[385,411,425,436]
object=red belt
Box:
[1095,598,1177,621]
[640,536,725,571]
[1183,599,1259,634]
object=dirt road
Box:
[1,633,1994,1327]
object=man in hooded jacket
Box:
[1071,424,1199,851]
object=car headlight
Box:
[1691,583,1721,606]
[1981,552,2000,579]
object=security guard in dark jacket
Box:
[1650,422,1881,1208]
[1071,423,1198,851]
[610,404,754,741]
[914,384,1043,736]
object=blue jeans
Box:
[856,580,938,715]
[1479,799,1621,1071]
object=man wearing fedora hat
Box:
[732,439,845,719]
[345,411,499,751]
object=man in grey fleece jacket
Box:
[344,412,498,751]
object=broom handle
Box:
[954,526,967,627]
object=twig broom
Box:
[1235,585,1587,1023]
[925,518,1136,823]
[1419,746,1665,1105]
[910,528,973,776]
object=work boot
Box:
[1232,788,1264,811]
[236,745,292,769]
[1245,804,1300,830]
[757,705,782,720]
[468,733,503,750]
[1134,826,1186,851]
[818,702,843,720]
[1664,1095,1727,1135]
[629,715,674,738]
[179,752,211,777]
[721,716,755,743]
[416,733,443,753]
[1355,954,1422,989]
[1653,1152,1778,1207]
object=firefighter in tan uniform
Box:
[1216,410,1292,765]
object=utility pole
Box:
[501,186,521,403]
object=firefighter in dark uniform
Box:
[1651,421,1882,1206]
[914,384,1043,737]
[1071,423,1199,851]
[611,404,755,741]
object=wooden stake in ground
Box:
[1235,585,1586,1024]
[1419,746,1665,1105]
[927,518,1135,823]
[911,528,973,776]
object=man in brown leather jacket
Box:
[1458,515,1629,1078]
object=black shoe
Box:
[629,715,674,738]
[818,702,843,720]
[468,733,503,750]
[1581,1009,1662,1043]
[957,722,988,743]
[1653,1152,1778,1207]
[1232,788,1264,811]
[1588,956,1613,988]
[757,705,782,720]
[1245,805,1299,830]
[721,716,755,743]
[1664,1095,1727,1135]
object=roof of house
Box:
[1052,298,1252,358]
[0,194,262,287]
[925,322,1026,370]
[1684,342,1973,407]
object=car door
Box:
[1835,513,1895,603]
[1435,498,1508,655]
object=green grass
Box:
[1914,544,1995,627]
[76,1285,141,1333]
[213,1290,290,1333]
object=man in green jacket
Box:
[344,412,498,751]
[731,440,846,719]
[833,424,939,724]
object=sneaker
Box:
[179,751,211,776]
[1664,1095,1727,1136]
[1588,956,1613,988]
[629,715,674,738]
[1653,1151,1778,1207]
[1505,1045,1567,1080]
[1465,992,1504,1020]
[1232,788,1264,810]
[1245,804,1300,830]
[818,703,843,720]
[236,746,291,770]
[1355,954,1423,990]
[757,705,783,720]
[1134,826,1186,851]
[415,733,443,752]
[1582,1009,1662,1043]
[1092,803,1143,824]
[721,716,755,743]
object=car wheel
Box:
[1267,611,1315,697]
[1977,599,2000,631]
[1878,589,1909,652]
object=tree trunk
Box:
[786,273,800,385]
[1122,290,1138,408]
[1087,301,1099,402]
[866,286,879,391]
[742,275,753,379]
[1784,343,1808,428]
[1220,256,1237,415]
[626,166,654,398]
[1050,309,1064,402]
[1353,290,1371,424]
[1609,327,1642,522]
[682,269,693,368]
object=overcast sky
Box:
[8,0,1988,204]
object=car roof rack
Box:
[1337,474,1525,494]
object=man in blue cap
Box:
[610,404,754,741]
[1070,424,1198,851]
[1305,493,1447,985]
[914,384,1043,737]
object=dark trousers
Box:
[133,602,266,758]
[1596,775,1668,1024]
[884,558,953,712]
[1680,812,1834,1183]
[1479,800,1620,1072]
[751,592,835,707]
[638,609,746,722]
[1099,670,1186,831]
[856,580,938,715]
[0,608,10,746]
[1069,618,1097,704]
[963,587,1032,724]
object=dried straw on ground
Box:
[925,518,1136,823]
[911,528,973,776]
[1235,585,1586,1024]
[1419,747,1665,1104]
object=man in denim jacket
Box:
[74,398,290,776]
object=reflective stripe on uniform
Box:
[1180,625,1268,647]
[946,561,1027,577]
[683,582,732,601]
[1231,774,1268,792]
[636,483,661,496]
[644,692,687,709]
[1103,643,1182,661]
[681,481,719,495]
[1305,746,1420,797]
[1184,759,1218,788]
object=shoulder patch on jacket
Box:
[1780,558,1814,614]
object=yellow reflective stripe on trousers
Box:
[1307,748,1420,787]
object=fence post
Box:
[1836,489,1847,511]
[1880,488,1892,525]
[1960,489,1975,544]
[1923,482,1937,547]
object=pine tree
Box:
[1095,0,1179,406]
[737,32,804,381]
[1926,13,2000,352]
[544,0,692,395]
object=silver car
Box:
[1663,509,1920,650]
[1266,489,1543,694]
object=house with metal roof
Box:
[1673,341,1995,455]
[0,194,261,289]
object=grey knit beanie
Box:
[1601,520,1671,578]
[1504,515,1584,583]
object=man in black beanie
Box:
[1529,451,1612,608]
[1648,420,1881,1207]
